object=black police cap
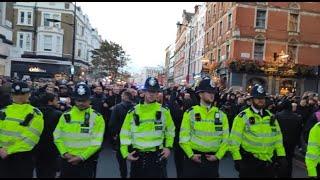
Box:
[250,84,266,99]
[73,83,91,100]
[196,77,216,94]
[11,82,30,94]
[142,77,160,92]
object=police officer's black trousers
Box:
[238,157,275,178]
[173,145,184,178]
[60,157,97,178]
[130,151,166,178]
[35,155,57,178]
[181,155,219,178]
[0,151,34,178]
[116,149,128,178]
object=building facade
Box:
[164,44,175,86]
[184,4,206,84]
[9,2,101,80]
[0,2,13,77]
[202,2,320,94]
[173,10,194,84]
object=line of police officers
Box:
[0,76,319,178]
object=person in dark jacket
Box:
[276,99,302,178]
[167,87,185,178]
[34,92,62,178]
[91,85,107,114]
[109,90,134,178]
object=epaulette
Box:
[33,108,42,115]
[238,111,246,118]
[128,107,135,113]
[186,107,193,113]
[93,110,102,116]
[161,105,169,110]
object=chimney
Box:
[194,5,199,14]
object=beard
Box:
[252,101,265,110]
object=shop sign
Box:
[29,67,46,73]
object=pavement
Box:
[96,143,308,178]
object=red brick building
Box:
[204,2,320,94]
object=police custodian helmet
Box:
[11,81,31,95]
[142,77,161,92]
[195,77,217,94]
[73,83,91,100]
[250,84,266,99]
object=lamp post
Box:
[47,2,76,81]
[176,22,194,84]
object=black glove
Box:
[234,160,241,171]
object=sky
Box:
[77,2,199,73]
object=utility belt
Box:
[131,146,162,157]
[239,146,273,167]
[193,150,215,156]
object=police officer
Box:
[119,77,175,178]
[229,84,287,178]
[305,122,320,178]
[0,81,44,178]
[179,77,229,178]
[53,83,105,178]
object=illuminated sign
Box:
[29,67,47,73]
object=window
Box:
[18,10,32,25]
[219,21,223,36]
[213,4,216,14]
[17,32,32,51]
[289,13,299,32]
[43,13,50,27]
[226,44,230,59]
[52,14,60,28]
[81,26,84,36]
[19,34,23,48]
[288,45,297,62]
[27,12,32,25]
[254,41,265,60]
[228,13,232,30]
[20,11,24,24]
[26,33,31,50]
[78,43,82,57]
[65,3,70,9]
[44,35,52,51]
[212,28,214,41]
[43,13,60,28]
[218,49,221,62]
[56,36,62,53]
[256,9,266,29]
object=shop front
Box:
[11,61,70,80]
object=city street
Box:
[96,143,307,178]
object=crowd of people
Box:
[0,75,320,178]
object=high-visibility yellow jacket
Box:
[53,106,105,160]
[0,103,44,155]
[305,122,320,177]
[179,105,229,159]
[228,107,285,161]
[120,102,175,158]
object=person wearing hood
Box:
[276,99,302,177]
[109,90,135,178]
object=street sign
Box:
[70,65,74,75]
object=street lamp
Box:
[46,2,77,81]
[176,22,194,84]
